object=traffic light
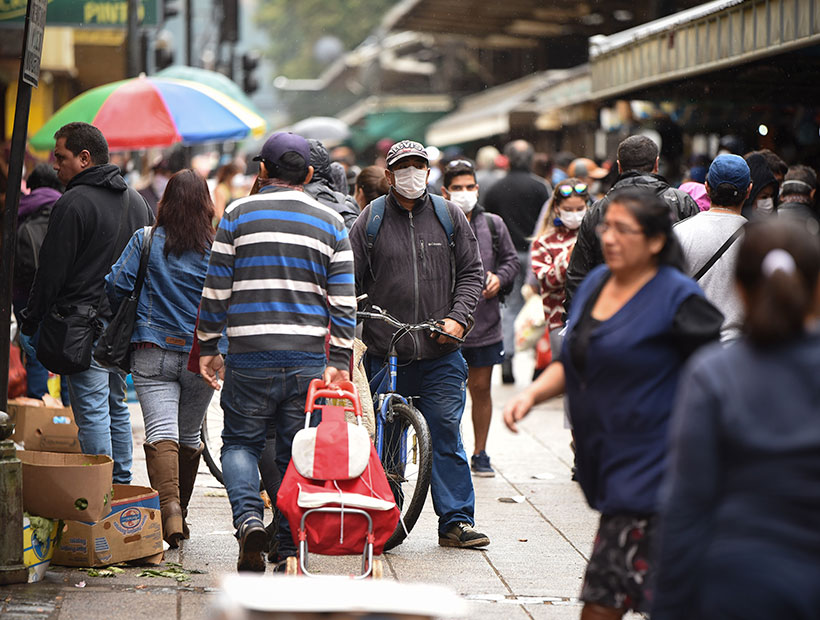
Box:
[162,0,180,20]
[221,0,239,43]
[241,52,260,94]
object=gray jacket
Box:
[349,189,484,361]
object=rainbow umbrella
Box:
[30,75,267,152]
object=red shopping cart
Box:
[277,379,400,578]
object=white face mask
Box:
[392,167,428,199]
[559,208,586,230]
[448,190,478,214]
[756,197,774,214]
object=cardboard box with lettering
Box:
[19,451,114,522]
[8,399,80,453]
[52,484,164,567]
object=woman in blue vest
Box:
[652,221,820,620]
[503,187,723,619]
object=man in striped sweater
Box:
[198,132,356,572]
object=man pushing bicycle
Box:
[349,140,490,549]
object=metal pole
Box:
[0,412,27,585]
[127,0,140,77]
[0,59,33,415]
[185,0,192,66]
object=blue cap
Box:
[253,132,310,169]
[707,154,750,191]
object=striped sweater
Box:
[197,185,356,369]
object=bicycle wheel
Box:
[380,402,432,550]
[201,392,225,485]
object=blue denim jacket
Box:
[106,226,226,354]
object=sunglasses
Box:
[557,183,589,198]
[446,159,475,169]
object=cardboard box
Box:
[52,484,164,567]
[8,400,80,453]
[19,451,114,522]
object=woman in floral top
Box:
[531,177,590,353]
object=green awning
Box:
[349,110,448,151]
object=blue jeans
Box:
[131,348,214,448]
[220,364,323,556]
[366,349,475,535]
[66,356,132,484]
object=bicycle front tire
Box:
[380,402,433,550]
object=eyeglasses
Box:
[445,159,474,169]
[557,183,588,198]
[595,222,643,237]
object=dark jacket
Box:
[15,188,62,302]
[306,139,359,230]
[778,199,819,233]
[564,265,721,516]
[653,334,820,619]
[564,171,699,308]
[483,169,551,252]
[21,165,154,334]
[464,207,519,348]
[350,189,484,361]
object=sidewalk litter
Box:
[23,514,60,582]
[9,398,79,453]
[497,495,526,503]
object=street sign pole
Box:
[0,0,47,412]
[0,0,47,586]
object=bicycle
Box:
[358,302,464,550]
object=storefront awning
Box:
[425,71,560,146]
[589,0,820,101]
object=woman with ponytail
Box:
[654,220,820,620]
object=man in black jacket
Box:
[349,140,490,549]
[21,122,153,484]
[305,139,359,230]
[483,140,551,384]
[564,135,699,307]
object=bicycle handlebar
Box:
[357,307,465,344]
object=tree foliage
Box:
[256,0,395,78]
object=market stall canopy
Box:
[30,76,267,152]
[155,65,261,115]
[425,72,558,146]
[589,0,820,102]
[384,0,706,48]
[285,117,351,145]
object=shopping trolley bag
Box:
[277,380,399,556]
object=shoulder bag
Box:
[37,192,130,375]
[94,226,154,373]
[692,225,744,281]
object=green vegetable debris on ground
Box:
[79,567,125,578]
[137,562,207,583]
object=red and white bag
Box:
[277,380,399,555]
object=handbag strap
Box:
[692,225,744,281]
[130,227,154,300]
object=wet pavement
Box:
[0,353,642,619]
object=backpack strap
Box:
[430,194,456,294]
[482,210,500,270]
[692,225,744,281]
[365,195,387,251]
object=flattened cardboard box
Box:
[19,451,113,522]
[8,400,80,452]
[53,484,164,567]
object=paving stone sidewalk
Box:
[0,355,642,619]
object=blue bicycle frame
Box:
[368,346,412,461]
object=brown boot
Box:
[178,442,204,539]
[144,440,184,548]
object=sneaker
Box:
[470,451,496,478]
[236,517,267,572]
[439,522,490,548]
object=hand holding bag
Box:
[37,192,130,375]
[94,227,154,373]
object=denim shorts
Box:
[460,341,505,368]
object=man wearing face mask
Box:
[441,160,518,478]
[674,154,751,342]
[742,152,779,220]
[349,140,490,549]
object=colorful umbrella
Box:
[30,75,267,152]
[156,65,261,115]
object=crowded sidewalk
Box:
[1,355,642,620]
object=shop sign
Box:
[0,0,158,27]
